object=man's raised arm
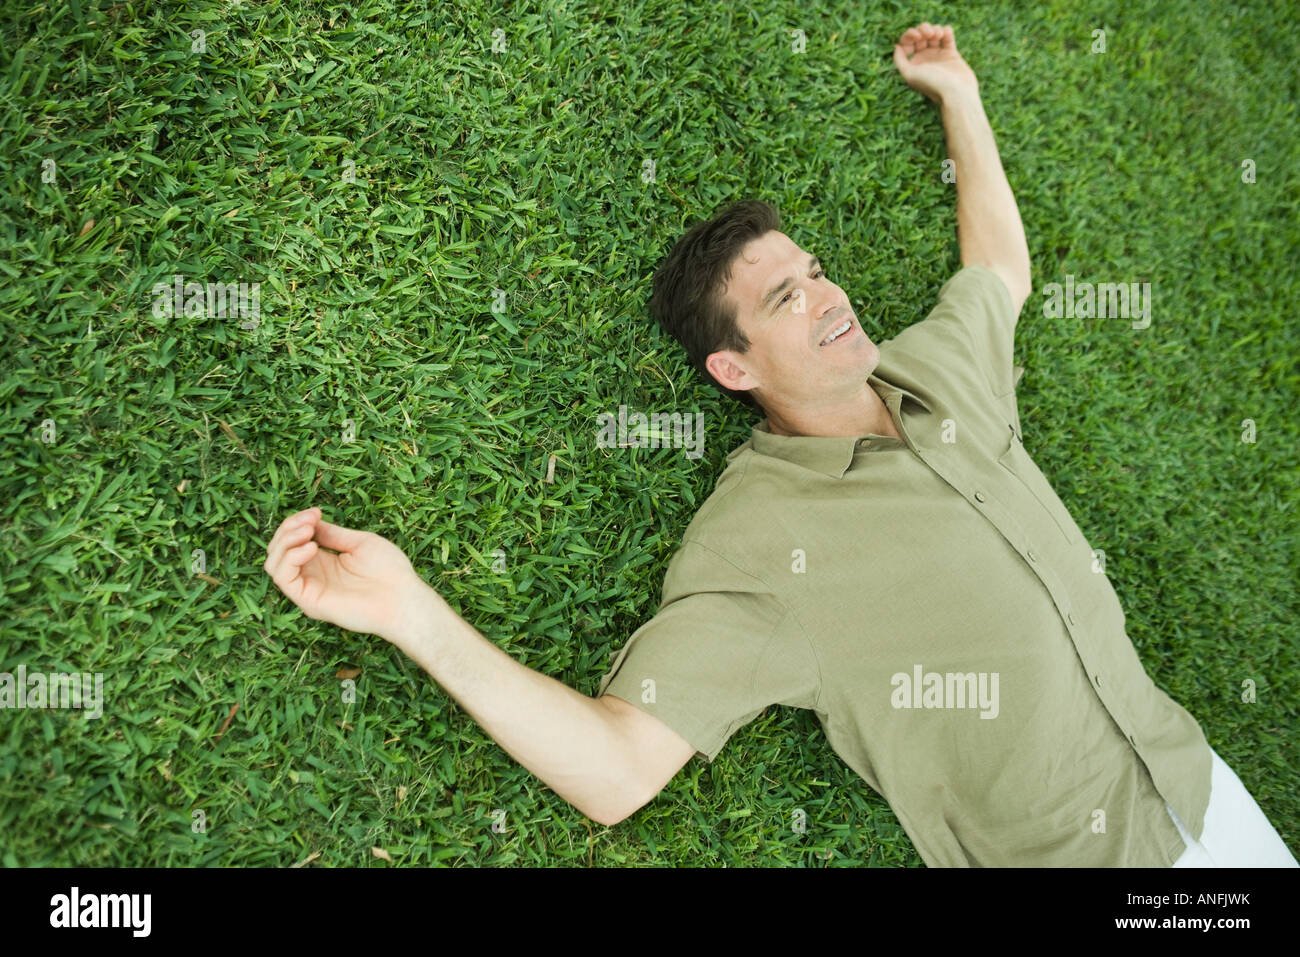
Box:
[893,22,1032,314]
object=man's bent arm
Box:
[263,509,686,828]
[939,88,1032,313]
[393,584,654,826]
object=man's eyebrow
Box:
[760,255,821,311]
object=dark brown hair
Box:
[648,199,780,412]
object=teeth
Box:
[820,320,851,345]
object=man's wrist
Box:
[938,83,982,113]
[387,578,449,653]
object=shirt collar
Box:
[740,372,931,479]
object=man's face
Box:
[707,230,881,412]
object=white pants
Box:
[1167,748,1298,867]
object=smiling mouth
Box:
[819,319,855,346]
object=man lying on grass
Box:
[264,23,1296,866]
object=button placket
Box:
[996,431,1079,545]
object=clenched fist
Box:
[893,22,979,105]
[263,507,437,648]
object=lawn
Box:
[1,0,1296,866]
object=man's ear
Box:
[705,349,758,396]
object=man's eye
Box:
[779,271,826,307]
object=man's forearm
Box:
[939,88,1031,303]
[388,584,640,826]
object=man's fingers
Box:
[265,541,311,599]
[275,507,320,535]
[899,23,948,55]
[266,508,320,558]
[267,508,318,552]
[284,539,318,567]
[272,539,318,582]
[265,520,315,575]
[895,23,957,71]
[315,518,369,553]
[267,539,319,603]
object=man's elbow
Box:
[582,781,658,828]
[584,800,634,828]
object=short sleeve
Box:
[595,541,819,763]
[886,265,1020,400]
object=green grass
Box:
[1,0,1296,867]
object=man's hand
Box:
[263,507,436,647]
[893,22,979,105]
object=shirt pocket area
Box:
[996,429,1079,545]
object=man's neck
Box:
[763,382,902,440]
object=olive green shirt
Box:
[597,265,1211,866]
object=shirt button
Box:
[1068,613,1077,626]
[974,491,986,503]
[1027,550,1037,562]
[1129,734,1137,747]
[1094,674,1102,686]
[858,439,870,448]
